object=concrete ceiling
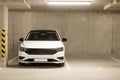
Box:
[0,0,120,10]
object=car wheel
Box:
[19,63,26,66]
[58,63,64,67]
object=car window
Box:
[25,31,60,41]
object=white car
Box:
[18,30,67,66]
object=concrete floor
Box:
[0,56,120,80]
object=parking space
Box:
[0,0,120,80]
[0,57,119,80]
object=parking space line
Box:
[8,57,17,63]
[109,57,120,63]
[65,59,71,70]
[0,68,3,70]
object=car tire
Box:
[58,63,64,67]
[19,63,26,66]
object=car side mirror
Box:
[62,38,67,42]
[19,38,24,42]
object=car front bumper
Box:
[18,51,65,64]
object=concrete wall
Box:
[0,6,5,63]
[113,12,120,55]
[8,11,120,59]
[0,6,3,61]
[88,12,113,56]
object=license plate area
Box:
[34,58,47,62]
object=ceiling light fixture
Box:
[47,1,92,5]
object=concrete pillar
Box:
[0,3,8,67]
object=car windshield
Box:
[25,31,60,41]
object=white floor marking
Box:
[8,57,17,63]
[109,57,120,63]
[97,67,103,70]
[0,68,3,70]
[65,59,71,70]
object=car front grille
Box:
[25,49,57,55]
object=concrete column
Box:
[0,3,8,67]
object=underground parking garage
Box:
[0,0,120,80]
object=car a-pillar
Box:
[0,2,8,67]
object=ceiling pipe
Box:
[104,0,116,10]
[3,0,31,10]
[24,0,31,9]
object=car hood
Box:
[21,41,64,48]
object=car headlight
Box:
[20,47,27,52]
[56,47,64,52]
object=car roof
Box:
[30,30,57,32]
